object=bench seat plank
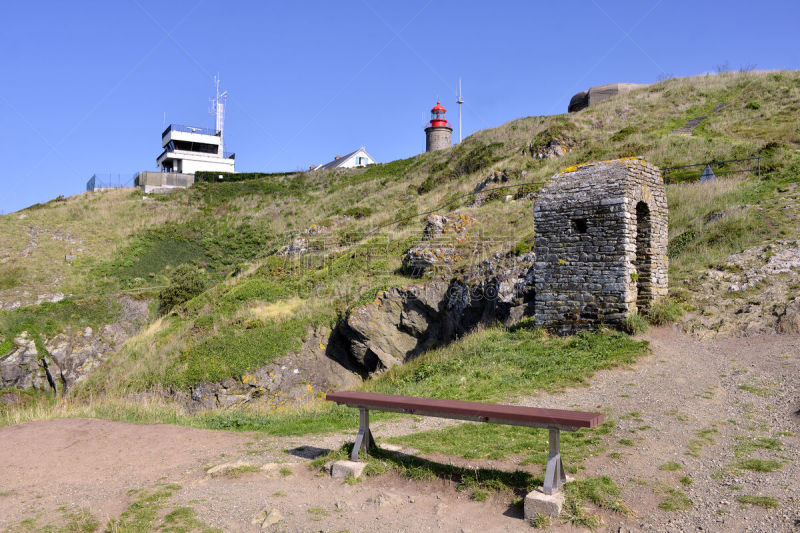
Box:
[326,391,602,430]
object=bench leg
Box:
[542,428,567,495]
[351,408,375,461]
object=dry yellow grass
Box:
[247,298,303,321]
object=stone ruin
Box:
[534,157,668,334]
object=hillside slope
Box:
[1,70,799,408]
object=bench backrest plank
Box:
[326,391,602,431]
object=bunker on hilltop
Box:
[533,157,668,333]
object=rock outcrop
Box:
[0,298,148,395]
[182,250,536,407]
[0,333,50,390]
[277,224,329,257]
[0,325,131,395]
[332,251,535,376]
[402,214,473,277]
[681,240,800,337]
[528,137,576,160]
[185,325,361,410]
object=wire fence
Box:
[86,173,138,192]
[662,157,762,184]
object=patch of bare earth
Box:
[0,328,797,531]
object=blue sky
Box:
[1,0,799,213]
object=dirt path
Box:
[1,328,798,532]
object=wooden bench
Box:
[326,391,603,495]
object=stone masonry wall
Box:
[425,127,452,152]
[533,158,668,333]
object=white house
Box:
[313,147,375,171]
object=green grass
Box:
[623,313,650,335]
[7,324,647,439]
[469,488,489,502]
[735,494,780,509]
[659,461,682,471]
[738,383,771,397]
[220,464,260,477]
[686,426,718,457]
[647,298,684,325]
[737,459,782,472]
[562,476,629,529]
[104,482,220,533]
[169,318,307,387]
[658,487,692,511]
[312,441,538,496]
[5,506,100,533]
[529,513,551,528]
[388,420,614,467]
[365,327,648,401]
[0,264,24,291]
[733,435,782,457]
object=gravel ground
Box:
[0,327,797,532]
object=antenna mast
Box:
[456,77,464,143]
[210,76,228,153]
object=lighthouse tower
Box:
[424,101,453,152]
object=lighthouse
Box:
[424,101,453,152]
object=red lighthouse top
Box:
[426,101,451,129]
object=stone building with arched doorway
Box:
[533,157,668,334]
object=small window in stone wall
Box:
[571,218,588,233]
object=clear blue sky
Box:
[2,0,799,213]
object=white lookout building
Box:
[156,78,235,175]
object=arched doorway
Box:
[635,201,652,313]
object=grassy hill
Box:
[1,70,799,422]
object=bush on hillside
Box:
[343,206,373,219]
[194,171,297,183]
[623,313,650,335]
[454,142,505,176]
[158,264,206,315]
[648,298,683,325]
[667,229,696,258]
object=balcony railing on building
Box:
[161,124,219,137]
[157,147,235,161]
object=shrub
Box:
[0,264,24,291]
[454,142,504,175]
[417,175,443,194]
[745,101,761,110]
[158,264,206,315]
[224,278,293,303]
[611,126,637,142]
[512,233,536,256]
[194,171,297,183]
[343,206,373,219]
[667,229,696,258]
[174,319,306,386]
[623,313,650,335]
[648,298,683,325]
